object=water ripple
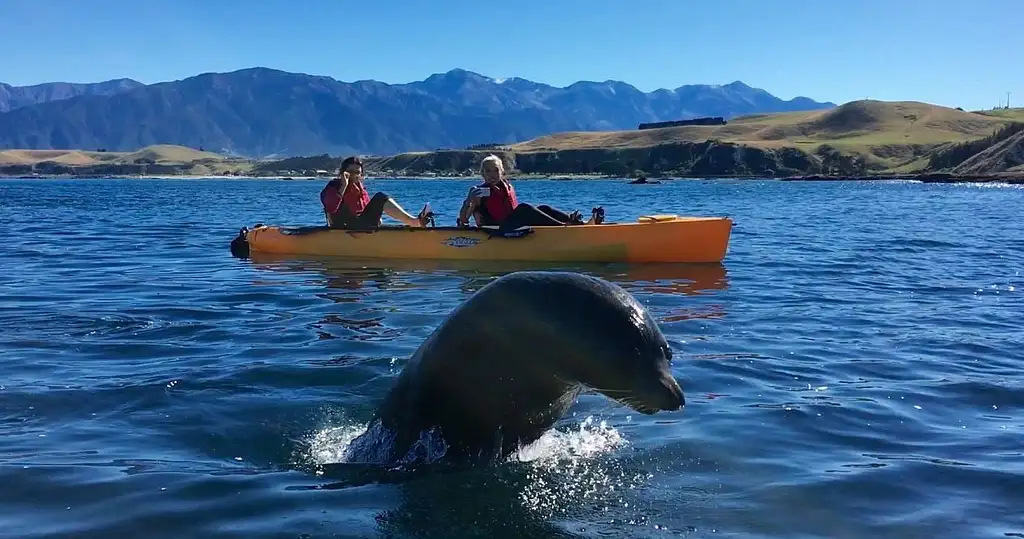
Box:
[1,178,1023,538]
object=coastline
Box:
[3,171,1022,184]
[4,102,1022,186]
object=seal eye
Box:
[663,344,673,361]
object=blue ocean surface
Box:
[1,177,1022,539]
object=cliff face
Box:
[951,129,1024,174]
[365,142,827,177]
[926,122,1024,172]
[513,142,823,176]
[368,150,514,176]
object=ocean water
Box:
[1,176,1022,539]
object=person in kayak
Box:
[456,155,603,230]
[321,156,433,229]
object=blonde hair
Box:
[480,154,504,175]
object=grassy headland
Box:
[3,102,1023,182]
[0,144,253,177]
[513,101,1008,167]
[975,107,1024,122]
[365,101,1024,180]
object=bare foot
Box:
[417,203,435,227]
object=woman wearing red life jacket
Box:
[456,155,603,230]
[321,156,433,229]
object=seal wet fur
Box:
[343,271,685,467]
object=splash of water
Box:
[296,413,650,523]
[302,415,627,467]
[302,423,368,470]
[511,415,627,463]
[513,417,650,519]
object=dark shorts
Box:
[328,192,391,229]
[493,203,575,231]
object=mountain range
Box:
[0,78,145,113]
[0,67,836,157]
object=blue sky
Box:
[2,0,1021,110]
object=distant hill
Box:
[0,78,144,112]
[975,107,1024,123]
[0,67,835,156]
[364,100,1024,178]
[509,100,1014,170]
[0,144,250,176]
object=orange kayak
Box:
[230,214,733,264]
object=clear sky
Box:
[2,0,1021,111]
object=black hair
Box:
[340,156,363,173]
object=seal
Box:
[343,270,685,467]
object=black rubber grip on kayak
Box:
[229,226,250,258]
[482,227,533,239]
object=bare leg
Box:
[383,197,427,227]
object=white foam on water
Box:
[513,417,651,519]
[511,416,627,463]
[956,181,1024,189]
[297,414,647,519]
[303,423,369,467]
[302,415,627,466]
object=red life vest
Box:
[480,180,517,224]
[341,181,370,216]
[321,180,370,218]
